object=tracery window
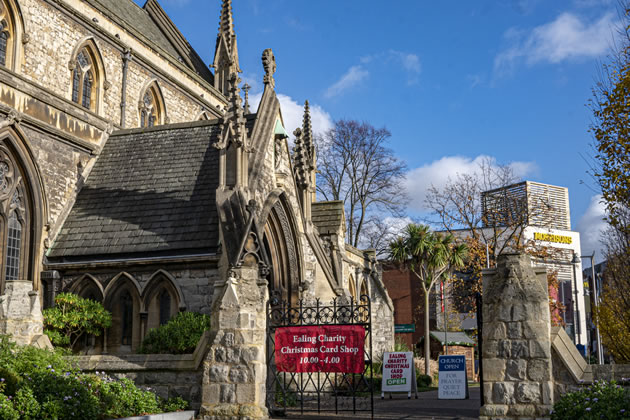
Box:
[71,49,96,110]
[139,84,163,128]
[0,141,29,291]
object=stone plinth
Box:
[480,254,553,420]
[0,280,51,348]
[199,266,269,420]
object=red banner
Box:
[275,325,365,373]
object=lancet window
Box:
[71,48,97,110]
[139,84,164,128]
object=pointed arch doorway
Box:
[262,197,301,307]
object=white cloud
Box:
[495,11,616,74]
[404,155,537,212]
[360,50,421,85]
[324,65,370,98]
[249,92,333,140]
[576,194,608,262]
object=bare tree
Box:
[316,120,408,249]
[425,157,527,262]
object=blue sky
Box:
[138,0,617,262]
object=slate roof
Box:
[47,120,222,261]
[311,201,344,235]
[84,0,213,83]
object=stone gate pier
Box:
[480,254,554,419]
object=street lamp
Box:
[571,252,582,347]
[581,253,604,365]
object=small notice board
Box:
[381,351,418,399]
[438,355,468,399]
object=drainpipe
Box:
[120,49,132,128]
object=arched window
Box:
[71,48,96,110]
[0,22,8,67]
[348,275,357,302]
[0,0,18,70]
[139,83,165,128]
[121,290,133,346]
[1,140,30,292]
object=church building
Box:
[0,0,393,416]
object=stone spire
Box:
[213,0,241,96]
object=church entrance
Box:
[263,199,300,307]
[265,295,375,418]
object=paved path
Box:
[277,388,480,420]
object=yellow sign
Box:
[533,232,572,244]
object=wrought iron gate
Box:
[266,294,374,417]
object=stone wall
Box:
[480,254,554,419]
[70,331,211,411]
[479,253,630,420]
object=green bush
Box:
[43,293,112,349]
[0,335,189,419]
[551,380,630,420]
[416,374,432,388]
[138,312,211,354]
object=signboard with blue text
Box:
[438,355,468,399]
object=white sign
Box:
[381,351,417,399]
[438,355,468,399]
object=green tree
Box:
[43,293,111,349]
[389,224,468,375]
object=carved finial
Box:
[262,48,276,87]
[302,100,314,164]
[242,83,251,113]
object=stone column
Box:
[199,266,269,420]
[480,254,554,419]
[0,280,52,348]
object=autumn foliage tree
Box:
[589,3,630,362]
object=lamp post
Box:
[571,253,582,346]
[582,253,604,365]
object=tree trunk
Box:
[424,288,431,377]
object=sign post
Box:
[381,351,418,399]
[438,355,468,399]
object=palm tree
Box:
[390,224,468,376]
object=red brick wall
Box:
[382,265,425,350]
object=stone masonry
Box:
[480,254,554,420]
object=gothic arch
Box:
[68,273,104,302]
[0,0,25,72]
[359,277,368,299]
[138,79,167,128]
[68,37,107,113]
[260,191,303,305]
[142,269,185,331]
[103,272,142,352]
[0,125,46,292]
[348,274,357,301]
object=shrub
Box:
[0,335,190,419]
[416,374,432,388]
[43,293,111,349]
[551,380,630,420]
[138,312,211,354]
